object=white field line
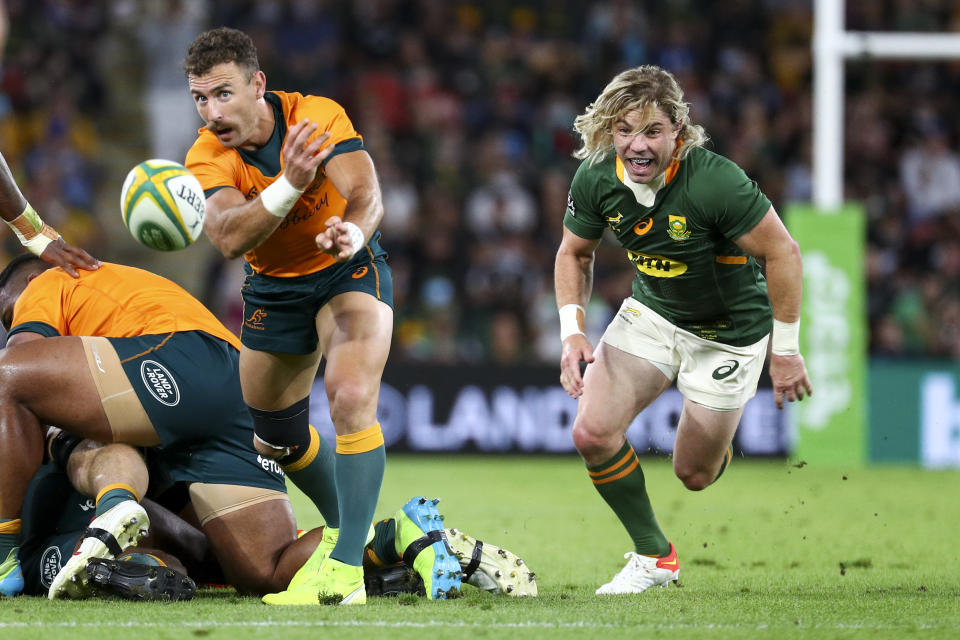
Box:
[0,621,946,631]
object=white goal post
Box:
[813,0,960,209]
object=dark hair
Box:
[0,253,46,293]
[183,27,260,78]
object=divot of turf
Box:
[396,593,419,606]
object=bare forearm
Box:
[554,250,594,308]
[205,199,285,259]
[763,239,803,322]
[0,153,28,220]
[341,186,383,239]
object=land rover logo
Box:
[140,360,180,406]
[41,546,62,587]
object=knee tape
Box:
[249,397,311,457]
[47,428,83,470]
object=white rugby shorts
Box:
[600,297,769,411]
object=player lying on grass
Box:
[16,434,536,600]
[0,256,458,601]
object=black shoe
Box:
[364,564,425,597]
[85,558,196,601]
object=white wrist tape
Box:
[559,303,586,341]
[341,221,365,258]
[771,318,800,356]
[5,203,59,256]
[260,174,304,218]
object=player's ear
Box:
[254,70,267,99]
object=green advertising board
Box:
[784,204,866,464]
[870,360,960,467]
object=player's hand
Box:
[316,216,359,262]
[282,119,333,190]
[40,236,100,278]
[769,353,813,410]
[560,334,595,399]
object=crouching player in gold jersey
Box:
[0,257,460,602]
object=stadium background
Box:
[0,0,958,466]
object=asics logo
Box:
[633,217,653,235]
[712,360,739,380]
[352,266,368,279]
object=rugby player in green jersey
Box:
[554,65,812,595]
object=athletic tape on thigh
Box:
[188,483,289,527]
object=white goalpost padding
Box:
[812,0,960,210]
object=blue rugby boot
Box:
[0,548,24,597]
[393,497,461,599]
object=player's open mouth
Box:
[629,158,652,168]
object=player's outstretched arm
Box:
[555,227,601,399]
[203,121,333,259]
[735,207,813,409]
[0,152,99,277]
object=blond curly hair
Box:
[573,65,707,165]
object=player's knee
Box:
[572,417,615,458]
[326,380,375,426]
[233,566,281,597]
[249,397,311,461]
[252,436,284,460]
[673,463,712,491]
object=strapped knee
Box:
[249,397,312,464]
[47,427,83,470]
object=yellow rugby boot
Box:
[262,557,365,606]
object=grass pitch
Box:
[2,455,958,639]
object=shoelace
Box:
[606,553,652,587]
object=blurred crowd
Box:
[2,0,960,362]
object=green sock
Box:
[329,425,385,566]
[282,426,340,528]
[587,441,669,557]
[0,519,20,560]
[367,518,400,566]
[95,487,138,516]
[714,446,733,483]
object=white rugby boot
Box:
[595,542,679,595]
[49,501,149,599]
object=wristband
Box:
[5,203,60,256]
[559,303,586,341]
[340,221,365,258]
[260,174,304,218]
[771,318,800,356]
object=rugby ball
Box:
[120,159,205,251]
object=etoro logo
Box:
[40,546,63,587]
[140,360,180,406]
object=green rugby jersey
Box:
[564,145,772,346]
